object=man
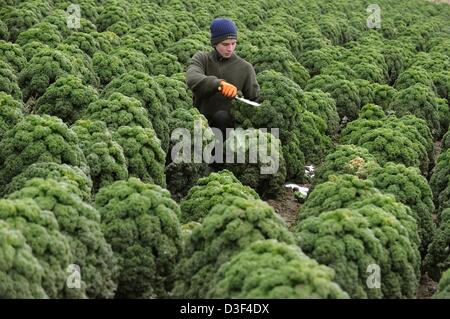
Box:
[186,18,260,136]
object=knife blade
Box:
[218,85,260,106]
[235,95,260,107]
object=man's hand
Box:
[219,80,237,98]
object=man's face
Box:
[215,39,237,59]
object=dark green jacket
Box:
[186,49,260,119]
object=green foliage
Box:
[349,127,420,171]
[433,267,450,299]
[72,120,128,192]
[147,52,183,77]
[112,126,166,188]
[16,0,52,18]
[341,105,433,175]
[0,40,27,75]
[20,40,48,61]
[430,149,450,213]
[380,43,412,84]
[64,32,100,58]
[207,239,349,299]
[296,204,419,298]
[425,209,450,282]
[232,70,303,135]
[389,115,435,175]
[432,71,450,100]
[96,4,129,32]
[231,70,307,179]
[318,14,357,45]
[303,89,340,137]
[54,0,99,24]
[321,61,357,80]
[0,60,22,100]
[0,92,24,140]
[180,170,259,224]
[280,131,306,181]
[56,43,99,87]
[297,110,333,165]
[394,66,436,91]
[106,21,130,36]
[3,162,92,202]
[306,75,361,121]
[124,7,148,29]
[0,0,449,298]
[92,51,126,87]
[94,178,182,298]
[342,45,388,79]
[353,62,386,84]
[103,71,170,151]
[294,174,420,298]
[165,107,213,198]
[368,162,435,254]
[443,130,450,152]
[8,178,118,298]
[18,48,76,102]
[370,83,397,110]
[173,196,296,298]
[314,144,380,186]
[157,13,200,42]
[388,84,441,138]
[352,79,375,108]
[154,75,191,111]
[0,18,8,40]
[90,32,119,54]
[165,38,209,65]
[297,174,420,246]
[250,27,302,59]
[83,92,152,130]
[1,8,39,41]
[224,129,287,198]
[436,98,450,138]
[41,10,97,38]
[143,25,173,52]
[113,48,150,74]
[0,198,83,298]
[0,219,47,298]
[298,25,331,51]
[410,52,450,74]
[300,48,335,76]
[250,45,310,87]
[16,22,63,48]
[0,115,88,193]
[35,75,99,124]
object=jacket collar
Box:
[211,48,237,62]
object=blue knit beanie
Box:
[210,18,238,46]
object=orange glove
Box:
[219,80,237,98]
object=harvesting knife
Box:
[218,85,260,106]
[234,95,260,107]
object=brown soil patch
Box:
[417,273,438,299]
[267,187,302,228]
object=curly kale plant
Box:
[173,196,295,298]
[8,178,118,298]
[0,115,88,193]
[95,178,183,298]
[207,239,349,299]
[72,120,128,192]
[35,75,99,124]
